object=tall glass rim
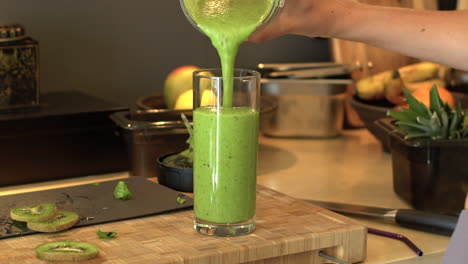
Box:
[193,68,261,81]
[179,0,285,34]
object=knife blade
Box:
[306,200,459,236]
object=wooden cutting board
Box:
[0,185,367,264]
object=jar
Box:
[0,24,40,112]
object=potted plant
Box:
[157,114,194,193]
[375,86,468,215]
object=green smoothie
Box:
[183,0,273,226]
[193,106,259,223]
[182,0,273,106]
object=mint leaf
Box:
[113,181,132,200]
[97,228,117,239]
[176,195,186,204]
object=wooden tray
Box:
[0,185,367,264]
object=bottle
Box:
[0,24,40,112]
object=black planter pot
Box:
[157,153,193,193]
[375,118,468,215]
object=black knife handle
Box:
[395,209,459,236]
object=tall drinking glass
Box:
[193,69,260,236]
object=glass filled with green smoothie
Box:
[193,68,260,236]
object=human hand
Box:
[249,0,360,42]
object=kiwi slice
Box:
[10,203,58,222]
[35,241,99,262]
[27,210,79,232]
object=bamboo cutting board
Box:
[0,185,367,264]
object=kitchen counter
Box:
[257,129,450,264]
[0,129,450,263]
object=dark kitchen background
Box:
[0,0,330,107]
[0,0,458,107]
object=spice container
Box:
[261,79,350,138]
[0,24,39,112]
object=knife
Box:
[306,200,459,236]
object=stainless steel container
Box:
[110,109,192,178]
[261,79,350,138]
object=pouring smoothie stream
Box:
[181,0,282,235]
[182,0,275,106]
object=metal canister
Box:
[261,79,351,138]
[0,24,39,112]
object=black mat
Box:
[0,177,193,239]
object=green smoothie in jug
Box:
[183,0,275,224]
[182,0,273,106]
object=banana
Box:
[437,65,454,83]
[403,78,447,93]
[355,70,392,100]
[398,62,441,83]
[384,70,405,105]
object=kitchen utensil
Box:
[0,177,193,239]
[367,228,423,257]
[257,62,369,79]
[306,200,458,235]
[268,64,359,79]
[258,62,349,72]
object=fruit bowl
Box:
[350,92,468,152]
[349,95,396,152]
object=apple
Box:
[163,65,200,109]
[174,89,218,110]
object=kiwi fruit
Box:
[27,210,80,232]
[10,203,58,222]
[35,241,99,262]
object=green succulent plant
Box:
[388,85,468,140]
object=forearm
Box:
[332,5,468,71]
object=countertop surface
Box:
[257,130,450,264]
[0,129,451,263]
